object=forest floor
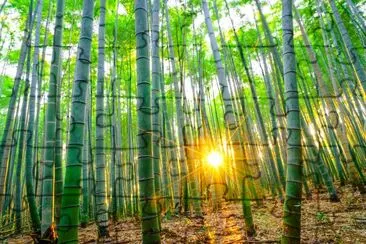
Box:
[7,186,366,243]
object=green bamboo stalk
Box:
[33,0,52,207]
[281,0,303,242]
[345,0,366,34]
[81,96,90,227]
[57,0,94,242]
[41,0,65,234]
[1,94,21,216]
[158,10,176,213]
[25,0,43,233]
[135,0,161,242]
[328,0,366,91]
[95,0,109,236]
[151,0,162,222]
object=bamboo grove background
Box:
[0,0,365,242]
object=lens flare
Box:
[206,151,223,168]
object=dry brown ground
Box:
[6,186,366,243]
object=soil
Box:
[6,186,366,243]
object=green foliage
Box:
[0,76,13,109]
[316,211,330,223]
[4,49,21,64]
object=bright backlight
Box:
[206,151,223,168]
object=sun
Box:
[206,151,224,168]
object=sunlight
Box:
[309,123,316,136]
[206,151,224,168]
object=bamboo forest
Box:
[0,0,365,243]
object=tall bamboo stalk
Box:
[58,0,94,242]
[41,0,65,234]
[95,0,109,237]
[25,0,43,233]
[281,0,303,242]
[135,0,161,242]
